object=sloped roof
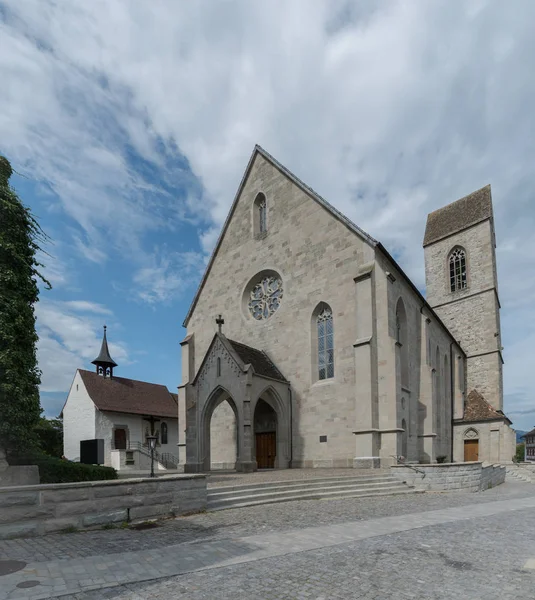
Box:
[183,145,377,327]
[423,185,492,247]
[457,389,510,424]
[79,369,177,418]
[522,428,535,439]
[227,339,287,381]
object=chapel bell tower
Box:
[423,185,503,411]
[92,325,118,378]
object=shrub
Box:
[436,455,448,464]
[9,453,117,483]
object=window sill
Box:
[312,378,335,387]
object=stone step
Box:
[208,486,421,511]
[208,479,405,504]
[207,474,394,494]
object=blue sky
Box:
[1,1,535,429]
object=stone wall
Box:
[480,463,506,490]
[390,462,504,492]
[0,474,206,540]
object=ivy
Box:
[0,156,51,456]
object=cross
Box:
[216,314,225,334]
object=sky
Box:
[1,1,534,431]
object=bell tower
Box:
[91,325,118,378]
[423,185,503,411]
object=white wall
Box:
[63,371,96,461]
[95,410,178,467]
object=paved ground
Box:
[1,481,535,599]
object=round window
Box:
[247,274,283,320]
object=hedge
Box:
[9,453,117,483]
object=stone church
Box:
[177,145,515,472]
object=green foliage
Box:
[0,156,51,455]
[515,443,525,463]
[35,417,63,458]
[10,453,117,483]
[436,455,448,464]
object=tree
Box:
[35,416,63,458]
[515,443,525,463]
[0,156,50,456]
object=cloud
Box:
[35,300,128,393]
[2,1,535,425]
[133,249,205,304]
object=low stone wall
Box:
[0,465,39,487]
[390,462,502,492]
[0,473,206,540]
[480,464,506,490]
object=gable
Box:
[183,145,377,328]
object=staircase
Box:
[129,442,179,469]
[505,465,534,483]
[207,473,420,511]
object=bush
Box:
[9,453,117,483]
[515,443,525,463]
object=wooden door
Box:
[464,439,479,461]
[114,428,127,450]
[256,432,276,469]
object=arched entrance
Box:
[464,427,479,461]
[254,399,277,469]
[201,387,239,472]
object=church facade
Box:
[177,146,515,472]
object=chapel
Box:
[176,145,516,472]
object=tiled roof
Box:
[227,339,287,382]
[522,428,535,439]
[458,389,509,423]
[423,185,492,247]
[79,369,177,419]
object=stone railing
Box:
[391,462,505,492]
[0,473,206,540]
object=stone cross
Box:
[216,314,225,334]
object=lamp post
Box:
[146,435,157,478]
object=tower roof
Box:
[423,185,493,247]
[91,325,118,368]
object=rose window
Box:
[248,276,283,320]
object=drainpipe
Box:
[288,386,293,468]
[450,342,455,462]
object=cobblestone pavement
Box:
[1,482,534,599]
[60,508,535,600]
[1,482,532,563]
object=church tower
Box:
[91,325,117,378]
[423,185,503,411]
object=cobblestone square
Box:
[1,482,535,599]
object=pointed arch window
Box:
[253,192,267,236]
[317,306,334,380]
[449,247,467,292]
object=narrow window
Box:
[217,357,221,377]
[317,306,334,380]
[253,193,267,236]
[161,422,168,445]
[259,197,267,233]
[449,248,467,292]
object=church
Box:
[177,145,516,472]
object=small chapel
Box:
[177,145,516,472]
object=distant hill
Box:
[516,430,527,443]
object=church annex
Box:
[177,145,515,472]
